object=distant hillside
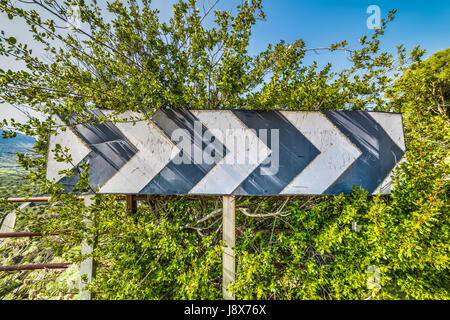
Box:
[0,130,35,166]
[0,130,35,154]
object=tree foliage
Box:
[0,0,448,299]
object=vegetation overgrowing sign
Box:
[46,109,405,196]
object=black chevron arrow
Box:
[322,110,405,195]
[139,109,227,194]
[57,109,138,191]
[232,110,320,195]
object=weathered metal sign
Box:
[46,109,405,195]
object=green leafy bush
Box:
[0,1,448,299]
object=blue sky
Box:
[1,0,449,123]
[150,0,449,69]
[245,0,450,69]
[253,1,448,65]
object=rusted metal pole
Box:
[5,195,221,203]
[0,231,60,238]
[0,262,112,272]
[0,263,71,271]
[126,195,138,214]
[5,195,307,204]
[0,230,108,239]
[6,197,51,203]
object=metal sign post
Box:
[222,196,236,300]
[79,195,97,300]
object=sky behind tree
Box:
[1,0,449,123]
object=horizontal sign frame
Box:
[46,109,406,196]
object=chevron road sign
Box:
[46,109,406,196]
